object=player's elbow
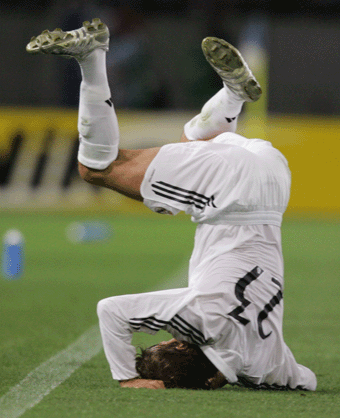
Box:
[97,297,120,322]
[97,298,110,319]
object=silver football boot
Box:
[202,37,262,102]
[26,18,109,59]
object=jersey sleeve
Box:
[97,288,197,381]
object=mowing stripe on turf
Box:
[0,260,188,418]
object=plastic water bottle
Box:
[2,229,25,280]
[66,221,112,243]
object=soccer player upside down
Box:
[27,18,317,391]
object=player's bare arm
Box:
[119,378,165,389]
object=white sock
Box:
[184,84,244,141]
[77,49,119,170]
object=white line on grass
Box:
[0,325,102,418]
[0,261,189,418]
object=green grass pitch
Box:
[0,211,339,418]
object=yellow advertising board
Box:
[0,107,339,216]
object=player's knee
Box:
[78,162,93,182]
[78,162,105,184]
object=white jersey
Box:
[98,283,316,390]
[141,132,290,286]
[97,133,317,390]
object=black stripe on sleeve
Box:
[130,320,164,332]
[174,314,206,339]
[167,321,204,345]
[129,316,168,332]
[130,322,162,332]
[129,315,208,345]
[129,316,168,325]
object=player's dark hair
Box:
[135,340,218,389]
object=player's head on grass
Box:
[136,338,218,389]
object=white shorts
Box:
[141,132,291,226]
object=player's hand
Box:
[119,378,165,389]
